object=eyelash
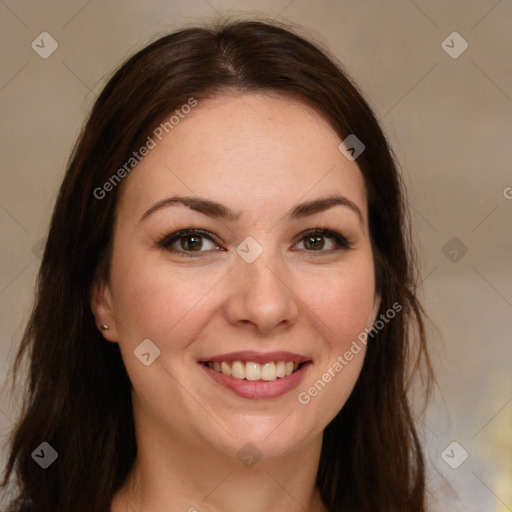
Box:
[157,227,353,257]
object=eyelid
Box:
[157,227,353,255]
[291,228,353,251]
[157,228,222,250]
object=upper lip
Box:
[198,351,311,364]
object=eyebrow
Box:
[139,194,364,225]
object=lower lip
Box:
[200,362,311,399]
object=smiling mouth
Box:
[202,360,305,382]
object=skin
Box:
[91,93,381,512]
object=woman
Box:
[2,19,433,512]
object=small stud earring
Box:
[101,324,109,331]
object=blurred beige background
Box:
[1,1,511,510]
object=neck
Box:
[112,417,327,512]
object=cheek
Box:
[295,262,376,427]
[110,254,225,342]
[301,262,377,345]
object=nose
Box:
[225,252,299,335]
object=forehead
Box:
[117,93,368,224]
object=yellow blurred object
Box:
[472,367,512,512]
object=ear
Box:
[368,292,382,329]
[90,279,119,342]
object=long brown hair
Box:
[2,19,433,512]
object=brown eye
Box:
[294,229,352,252]
[158,229,222,256]
[179,234,203,251]
[303,235,326,250]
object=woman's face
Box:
[93,93,380,460]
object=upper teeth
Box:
[206,361,300,381]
